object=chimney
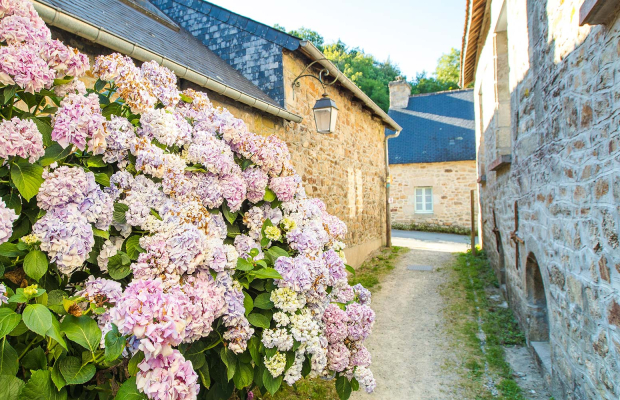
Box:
[388,77,410,109]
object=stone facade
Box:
[467,0,620,398]
[150,0,295,106]
[390,161,478,229]
[53,28,388,268]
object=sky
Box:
[208,0,467,80]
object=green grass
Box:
[392,222,475,236]
[255,378,338,400]
[441,250,527,400]
[348,246,409,292]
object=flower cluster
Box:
[0,3,376,398]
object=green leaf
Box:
[58,356,96,384]
[253,293,274,310]
[22,304,52,337]
[0,243,27,257]
[94,79,107,92]
[40,143,73,167]
[267,246,289,259]
[248,336,260,365]
[10,160,43,201]
[236,258,254,272]
[104,324,125,362]
[50,360,66,391]
[46,290,67,315]
[107,252,132,280]
[0,375,25,400]
[345,265,355,275]
[243,291,253,317]
[113,203,129,224]
[24,250,48,281]
[262,368,283,395]
[185,351,205,370]
[8,321,28,337]
[233,362,253,390]
[59,315,101,353]
[94,172,110,187]
[2,191,22,215]
[336,375,352,400]
[21,370,67,400]
[115,376,147,400]
[350,377,360,391]
[86,155,106,168]
[124,236,144,260]
[0,338,18,376]
[21,347,46,370]
[198,362,210,389]
[263,188,277,202]
[0,309,21,338]
[222,202,238,225]
[247,313,270,329]
[102,102,123,119]
[47,315,67,351]
[2,86,16,104]
[179,93,193,103]
[250,268,282,280]
[127,351,144,376]
[220,347,237,382]
[92,228,110,239]
[53,78,73,86]
[30,118,52,147]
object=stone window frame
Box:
[414,187,433,214]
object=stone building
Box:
[387,80,477,230]
[34,0,401,266]
[462,0,620,397]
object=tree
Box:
[273,25,325,51]
[435,48,461,85]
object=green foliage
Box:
[409,48,466,95]
[348,246,408,292]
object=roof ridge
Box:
[409,88,474,98]
[194,0,302,49]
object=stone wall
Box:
[53,29,387,267]
[473,0,620,398]
[150,0,289,106]
[390,161,478,229]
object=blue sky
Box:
[208,0,467,80]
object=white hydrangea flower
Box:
[262,328,293,352]
[264,352,287,377]
[271,287,306,313]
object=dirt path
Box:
[351,231,468,400]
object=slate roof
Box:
[182,0,302,50]
[387,89,476,164]
[38,0,280,106]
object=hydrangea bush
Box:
[0,1,376,399]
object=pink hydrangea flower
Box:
[136,350,199,400]
[0,198,18,245]
[52,93,105,150]
[0,117,44,162]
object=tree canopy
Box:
[275,25,464,111]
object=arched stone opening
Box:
[525,252,549,342]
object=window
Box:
[415,187,433,213]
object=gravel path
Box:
[351,231,468,400]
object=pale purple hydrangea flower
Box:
[37,166,97,211]
[243,166,268,203]
[0,283,8,305]
[0,0,41,20]
[40,40,89,78]
[322,212,348,240]
[136,349,199,400]
[76,276,123,304]
[140,60,180,108]
[53,78,86,97]
[182,271,226,342]
[217,272,254,353]
[139,109,191,147]
[0,43,55,93]
[346,303,375,342]
[269,175,298,202]
[102,116,135,164]
[323,303,350,344]
[0,14,50,45]
[0,117,44,162]
[0,198,17,245]
[349,343,371,367]
[286,228,322,254]
[327,342,350,372]
[110,279,190,358]
[261,203,283,225]
[323,249,347,284]
[186,131,237,176]
[353,283,372,305]
[33,204,94,274]
[52,93,105,151]
[234,234,263,260]
[193,172,223,209]
[274,256,313,293]
[354,366,376,393]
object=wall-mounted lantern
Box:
[292,59,339,134]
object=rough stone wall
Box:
[474,0,620,398]
[150,0,286,105]
[390,161,478,229]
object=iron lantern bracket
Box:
[291,59,339,99]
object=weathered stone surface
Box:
[389,161,478,229]
[472,0,620,397]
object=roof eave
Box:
[33,0,303,123]
[298,41,402,132]
[460,0,487,87]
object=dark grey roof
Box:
[387,89,476,164]
[38,0,280,106]
[186,0,302,51]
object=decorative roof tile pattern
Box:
[387,89,476,164]
[38,0,280,106]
